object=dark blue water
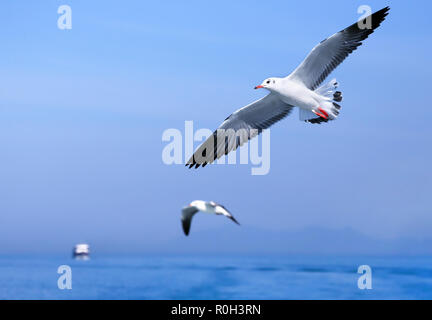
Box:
[0,255,431,299]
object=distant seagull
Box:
[187,7,389,168]
[181,200,240,236]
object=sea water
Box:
[0,254,431,299]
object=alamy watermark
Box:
[57,265,72,290]
[357,265,372,290]
[161,121,271,175]
[57,5,72,30]
[357,5,372,30]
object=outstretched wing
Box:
[181,206,199,236]
[287,7,389,90]
[186,93,293,168]
[211,202,241,226]
[219,205,241,225]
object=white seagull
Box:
[181,200,240,236]
[187,7,389,168]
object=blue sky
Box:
[0,1,431,254]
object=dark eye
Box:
[266,80,270,84]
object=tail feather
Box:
[315,78,339,97]
[303,79,342,124]
[333,102,341,110]
[333,91,342,102]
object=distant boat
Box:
[73,243,90,259]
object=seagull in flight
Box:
[181,200,240,236]
[186,7,389,168]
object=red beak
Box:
[254,85,264,89]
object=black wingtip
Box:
[229,216,241,226]
[186,155,206,169]
[182,220,191,236]
[184,162,205,169]
[372,6,390,28]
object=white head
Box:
[254,77,281,91]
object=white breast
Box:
[277,79,321,111]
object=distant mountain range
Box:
[161,226,432,255]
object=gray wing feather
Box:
[288,7,389,90]
[186,93,293,168]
